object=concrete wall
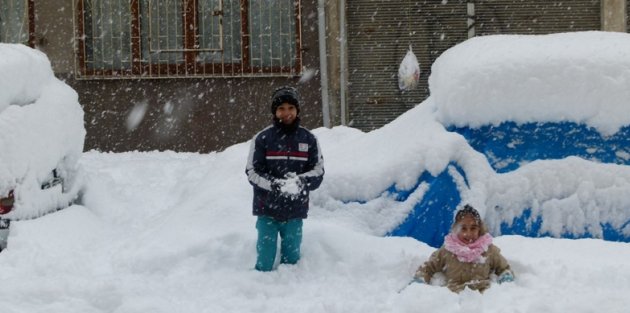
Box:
[602,0,627,31]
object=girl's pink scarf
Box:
[444,233,493,263]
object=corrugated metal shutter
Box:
[474,0,600,35]
[346,0,468,131]
[346,0,600,132]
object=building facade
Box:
[0,0,627,152]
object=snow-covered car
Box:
[0,43,85,250]
[386,31,630,247]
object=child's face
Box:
[275,102,298,125]
[456,215,480,244]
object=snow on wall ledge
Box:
[384,32,630,247]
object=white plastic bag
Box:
[398,46,421,91]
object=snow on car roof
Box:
[430,31,630,136]
[0,43,54,113]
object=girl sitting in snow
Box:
[414,204,514,293]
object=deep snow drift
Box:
[1,32,630,312]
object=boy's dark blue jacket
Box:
[246,119,324,222]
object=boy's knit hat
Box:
[271,86,300,114]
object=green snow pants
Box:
[255,216,303,271]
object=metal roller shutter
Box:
[346,0,601,132]
[346,0,468,131]
[474,0,600,35]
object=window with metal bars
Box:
[0,0,34,46]
[74,0,302,79]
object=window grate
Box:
[73,0,302,79]
[0,0,34,46]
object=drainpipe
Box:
[318,0,331,128]
[339,0,347,125]
[467,0,476,38]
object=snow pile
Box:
[483,157,630,238]
[2,150,628,313]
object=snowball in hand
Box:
[280,173,301,195]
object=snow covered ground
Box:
[2,32,630,312]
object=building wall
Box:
[12,1,629,152]
[602,0,627,31]
[32,0,323,153]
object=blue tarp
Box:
[451,122,630,172]
[390,122,630,247]
[388,166,462,247]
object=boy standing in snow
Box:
[245,86,324,271]
[414,204,514,292]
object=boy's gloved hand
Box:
[271,179,284,193]
[497,270,514,284]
